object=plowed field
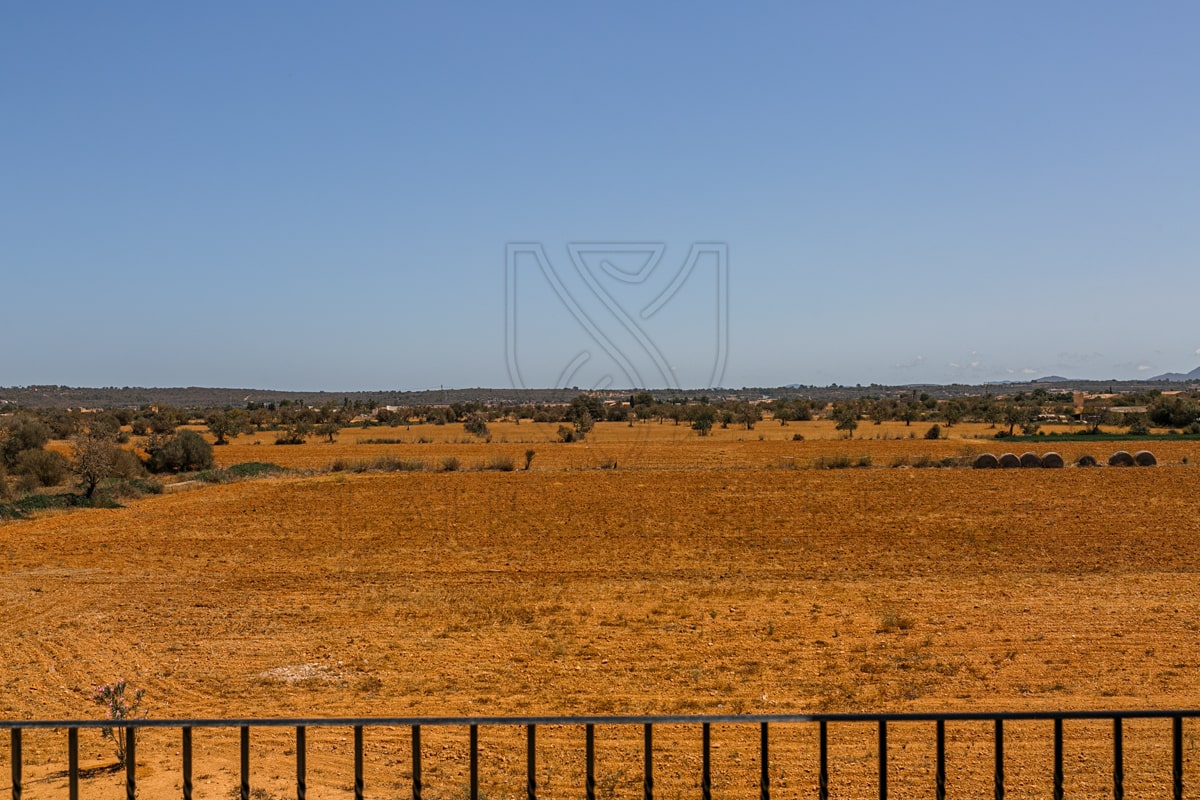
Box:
[3,421,1199,798]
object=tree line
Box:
[2,388,1197,503]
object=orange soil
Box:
[3,422,1199,798]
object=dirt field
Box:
[3,420,1199,798]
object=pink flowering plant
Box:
[92,680,146,765]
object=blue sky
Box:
[3,3,1198,390]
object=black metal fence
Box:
[3,710,1197,800]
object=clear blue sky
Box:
[3,3,1198,390]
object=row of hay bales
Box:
[972,450,1157,469]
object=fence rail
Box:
[4,710,1199,800]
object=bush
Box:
[15,448,70,487]
[111,449,147,480]
[924,424,941,440]
[224,461,283,479]
[812,454,852,469]
[463,413,490,438]
[146,430,215,473]
[0,462,9,500]
[441,456,461,472]
[483,455,516,472]
[113,477,163,498]
[1,418,51,468]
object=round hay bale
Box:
[1019,452,1042,468]
[1077,454,1098,467]
[1041,452,1065,469]
[1134,450,1157,467]
[998,453,1022,469]
[1108,450,1135,467]
[972,453,999,469]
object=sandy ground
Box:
[3,421,1199,798]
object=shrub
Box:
[112,477,163,498]
[813,454,852,469]
[225,461,283,479]
[15,448,70,487]
[146,430,215,473]
[483,455,516,472]
[524,449,536,470]
[557,425,578,443]
[878,610,913,633]
[368,456,426,472]
[111,449,147,480]
[463,413,490,438]
[1,417,51,468]
[924,424,941,440]
[441,456,461,472]
[791,433,805,441]
[92,680,145,766]
[0,462,9,500]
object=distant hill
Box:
[1150,366,1200,382]
[1033,375,1072,383]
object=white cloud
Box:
[1022,368,1037,375]
[1137,364,1151,371]
[895,356,925,369]
[948,362,960,369]
[1194,347,1200,356]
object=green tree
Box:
[631,392,655,409]
[146,430,215,473]
[316,420,342,443]
[690,406,716,436]
[733,403,762,430]
[833,405,859,438]
[1002,404,1025,436]
[941,402,963,427]
[568,394,603,434]
[982,402,1001,429]
[572,410,594,438]
[206,411,241,446]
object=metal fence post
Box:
[11,728,21,800]
[68,727,79,800]
[126,726,136,800]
